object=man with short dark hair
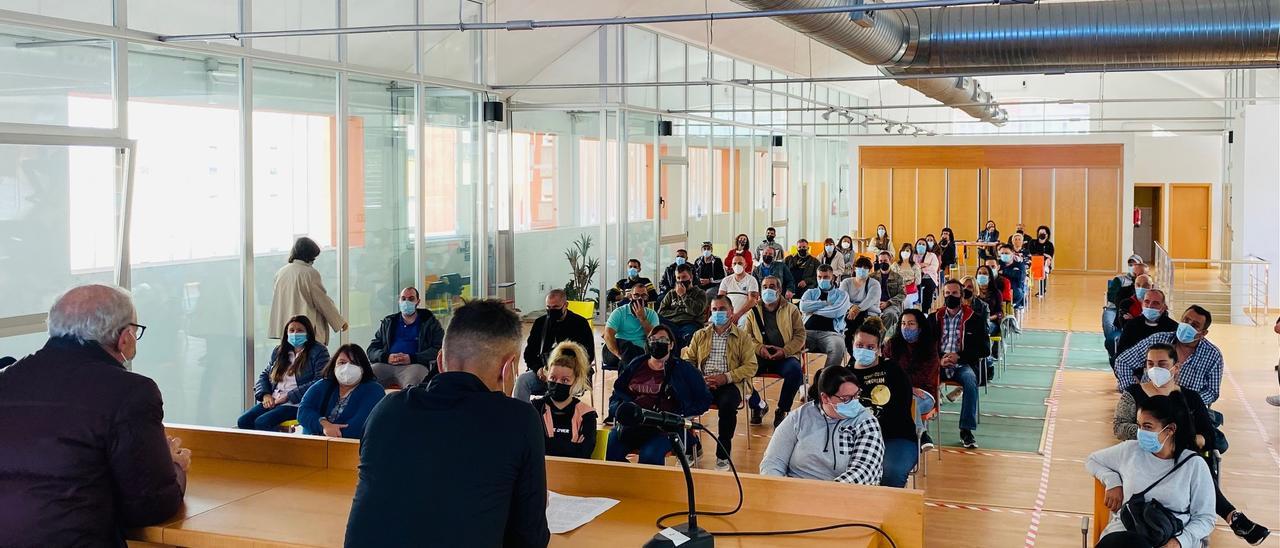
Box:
[996,243,1027,309]
[799,264,852,368]
[657,264,707,349]
[752,245,795,298]
[607,258,658,306]
[694,241,728,299]
[659,249,690,297]
[1115,305,1223,405]
[513,289,597,402]
[756,226,785,259]
[930,280,989,449]
[1116,288,1177,356]
[745,276,806,427]
[603,286,660,370]
[785,238,820,292]
[682,295,759,471]
[347,299,550,548]
[367,286,445,388]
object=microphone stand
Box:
[644,429,714,547]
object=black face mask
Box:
[944,295,963,309]
[649,340,671,359]
[546,308,565,321]
[797,248,809,256]
[962,288,974,300]
[679,280,693,288]
[762,255,775,264]
[877,262,890,271]
[546,381,572,402]
[766,235,775,242]
[1038,233,1048,241]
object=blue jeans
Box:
[881,437,920,488]
[942,364,979,431]
[237,403,298,431]
[913,392,936,434]
[606,427,673,465]
[752,357,803,412]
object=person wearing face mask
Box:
[818,237,847,279]
[929,280,989,449]
[298,344,385,440]
[892,243,922,310]
[367,286,446,389]
[841,257,883,352]
[1115,305,1223,406]
[876,251,907,332]
[682,296,759,470]
[756,226,786,259]
[603,286,661,371]
[659,249,690,298]
[759,366,884,485]
[657,265,709,351]
[1026,225,1055,297]
[606,258,658,307]
[869,224,892,255]
[1006,223,1026,246]
[694,241,728,298]
[883,309,940,452]
[977,220,1000,261]
[837,235,856,276]
[744,276,808,428]
[846,319,918,488]
[1116,288,1177,357]
[346,300,550,548]
[530,342,598,460]
[0,284,191,547]
[607,325,712,465]
[936,228,958,281]
[1087,394,1216,548]
[973,266,1006,336]
[1105,256,1147,362]
[799,265,853,368]
[719,255,761,328]
[984,257,1014,303]
[514,289,597,402]
[996,243,1028,310]
[914,238,941,312]
[725,233,755,273]
[241,315,331,431]
[752,246,796,298]
[958,277,997,372]
[785,238,821,292]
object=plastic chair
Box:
[566,300,596,321]
[751,352,809,420]
[278,419,301,434]
[591,428,610,460]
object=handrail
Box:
[1168,258,1269,265]
[1151,242,1271,326]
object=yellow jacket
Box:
[681,324,759,391]
[743,300,807,358]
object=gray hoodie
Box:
[759,401,884,485]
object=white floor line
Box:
[1024,332,1071,548]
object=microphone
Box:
[617,402,695,431]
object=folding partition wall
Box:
[858,144,1123,272]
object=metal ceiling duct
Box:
[731,0,1280,125]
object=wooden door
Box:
[1054,168,1087,271]
[859,168,891,239]
[891,168,917,245]
[1021,168,1053,232]
[987,168,1021,239]
[917,168,948,239]
[1169,184,1211,263]
[1086,168,1120,272]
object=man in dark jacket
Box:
[367,286,445,389]
[513,289,597,401]
[0,284,190,547]
[930,280,990,449]
[606,258,659,306]
[1116,288,1178,356]
[346,299,550,548]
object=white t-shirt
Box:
[271,349,301,406]
[719,274,760,324]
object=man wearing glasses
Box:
[0,284,191,547]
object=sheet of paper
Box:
[546,490,620,534]
[658,527,691,546]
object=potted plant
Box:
[563,234,600,320]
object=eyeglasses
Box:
[829,393,857,404]
[129,323,147,341]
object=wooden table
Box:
[130,425,923,548]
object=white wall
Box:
[1227,104,1280,313]
[1131,135,1225,260]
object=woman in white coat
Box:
[269,237,347,345]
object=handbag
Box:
[1119,454,1195,546]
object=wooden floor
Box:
[522,272,1280,548]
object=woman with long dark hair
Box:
[298,344,385,439]
[883,309,941,451]
[238,315,331,431]
[893,242,921,310]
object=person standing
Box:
[269,236,347,346]
[756,226,785,259]
[0,284,191,547]
[513,289,596,402]
[346,300,550,548]
[366,287,445,389]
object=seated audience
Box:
[366,286,444,389]
[997,243,1027,309]
[785,238,820,293]
[984,257,1014,304]
[298,344,385,440]
[1115,305,1221,405]
[606,325,711,465]
[1109,274,1151,343]
[1087,394,1214,548]
[658,249,689,297]
[876,251,907,331]
[1026,225,1055,297]
[883,309,940,451]
[0,284,190,547]
[725,233,755,273]
[531,341,598,460]
[682,296,759,470]
[841,256,882,342]
[893,243,922,310]
[818,237,846,279]
[837,235,856,277]
[870,224,892,255]
[936,228,958,278]
[1116,288,1177,357]
[756,226,785,259]
[1104,256,1146,363]
[847,318,918,488]
[799,265,853,368]
[977,220,1000,261]
[931,280,988,448]
[514,289,596,402]
[719,255,760,327]
[606,258,658,306]
[603,286,660,370]
[915,238,942,312]
[1111,344,1270,544]
[974,265,1006,333]
[239,315,330,431]
[658,264,708,350]
[744,276,807,428]
[694,241,728,300]
[760,366,884,485]
[752,245,796,298]
[346,299,550,547]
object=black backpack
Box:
[1119,454,1195,546]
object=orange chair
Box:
[1092,479,1110,546]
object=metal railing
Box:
[1152,241,1271,325]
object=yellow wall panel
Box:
[987,168,1021,238]
[916,169,948,238]
[1087,168,1120,271]
[859,168,892,240]
[891,168,918,246]
[1021,168,1053,231]
[1054,168,1087,271]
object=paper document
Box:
[546,490,620,534]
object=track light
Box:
[898,125,910,134]
[884,124,895,133]
[821,107,835,121]
[858,115,870,128]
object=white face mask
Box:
[840,241,851,250]
[900,250,911,260]
[732,264,745,275]
[335,362,362,386]
[1147,366,1173,387]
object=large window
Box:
[0,24,113,128]
[511,131,559,231]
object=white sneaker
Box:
[1267,395,1280,407]
[715,458,731,471]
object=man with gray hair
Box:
[0,283,190,547]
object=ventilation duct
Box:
[731,0,1280,125]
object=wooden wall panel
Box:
[859,168,892,239]
[947,168,980,240]
[917,168,948,237]
[1169,185,1211,262]
[891,168,918,244]
[1087,168,1120,271]
[988,168,1021,239]
[1054,168,1088,271]
[1021,168,1054,230]
[860,144,1123,169]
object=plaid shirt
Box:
[704,330,730,377]
[834,414,885,485]
[1115,331,1223,405]
[940,309,963,354]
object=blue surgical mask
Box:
[877,229,886,237]
[999,253,1013,263]
[854,267,869,279]
[675,256,687,266]
[702,250,712,258]
[1135,287,1149,300]
[1142,307,1162,322]
[761,288,779,305]
[399,300,417,316]
[817,279,833,291]
[627,267,640,278]
[710,310,730,326]
[1136,425,1169,454]
[915,244,926,254]
[976,274,989,286]
[901,327,920,343]
[286,333,307,348]
[851,347,877,366]
[1175,322,1198,343]
[834,398,867,420]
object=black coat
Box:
[523,311,597,373]
[0,337,186,547]
[930,306,992,373]
[366,309,445,370]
